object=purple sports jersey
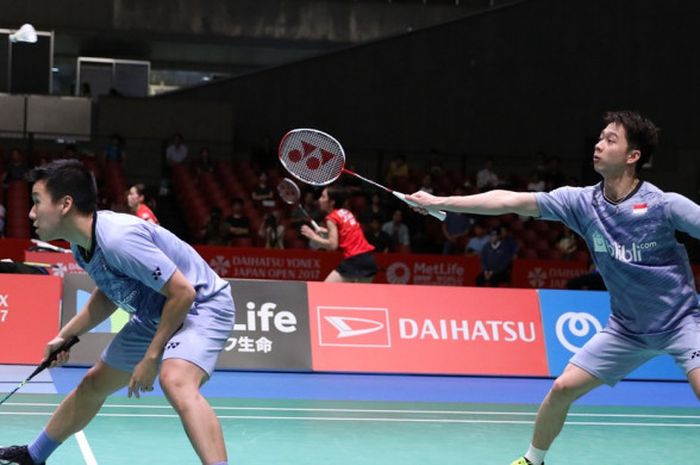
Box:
[536,181,700,335]
[72,211,229,320]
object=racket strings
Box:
[280,130,345,185]
[277,178,302,205]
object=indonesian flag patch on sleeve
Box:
[632,203,648,215]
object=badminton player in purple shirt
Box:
[0,159,235,465]
[408,111,700,465]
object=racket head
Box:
[278,128,346,186]
[276,177,302,205]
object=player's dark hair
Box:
[325,186,347,209]
[26,159,97,214]
[131,183,146,198]
[603,111,659,173]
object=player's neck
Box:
[603,174,639,203]
[66,212,95,250]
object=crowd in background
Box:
[0,134,590,271]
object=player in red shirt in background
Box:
[127,183,159,224]
[301,186,377,282]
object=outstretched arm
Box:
[406,190,540,217]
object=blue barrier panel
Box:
[537,289,683,381]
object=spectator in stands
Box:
[360,193,388,225]
[465,223,489,255]
[194,147,214,175]
[382,209,410,251]
[251,173,275,208]
[419,174,435,195]
[475,227,513,287]
[200,207,228,246]
[385,153,409,186]
[3,149,29,185]
[259,210,285,249]
[526,171,546,192]
[426,150,445,178]
[225,198,251,242]
[476,158,499,192]
[499,224,519,259]
[126,184,159,224]
[365,215,392,253]
[301,186,377,282]
[165,133,188,166]
[103,134,126,164]
[556,228,578,259]
[442,189,472,254]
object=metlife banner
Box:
[218,280,311,370]
[538,289,683,380]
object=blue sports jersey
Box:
[72,211,229,320]
[536,181,700,335]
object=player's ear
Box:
[59,195,74,215]
[627,149,641,165]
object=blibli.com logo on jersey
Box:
[592,230,656,263]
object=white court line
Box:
[75,431,98,465]
[2,411,699,427]
[5,402,700,420]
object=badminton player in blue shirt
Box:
[407,111,700,465]
[0,159,235,465]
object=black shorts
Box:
[336,251,377,279]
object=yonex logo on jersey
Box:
[691,350,700,360]
[165,341,180,350]
[152,267,162,280]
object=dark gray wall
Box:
[162,0,700,193]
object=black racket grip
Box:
[39,336,80,371]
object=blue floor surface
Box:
[44,367,698,407]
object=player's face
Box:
[127,187,141,209]
[593,123,636,175]
[318,189,332,213]
[29,180,67,241]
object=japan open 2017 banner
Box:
[0,274,687,381]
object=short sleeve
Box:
[665,192,700,240]
[104,229,178,292]
[535,187,583,234]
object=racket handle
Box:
[393,192,447,222]
[311,219,321,232]
[39,336,80,371]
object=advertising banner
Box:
[538,289,683,380]
[512,259,589,289]
[374,254,480,286]
[219,280,312,370]
[307,282,549,376]
[195,245,340,281]
[0,275,61,364]
[25,250,85,276]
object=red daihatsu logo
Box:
[317,307,391,347]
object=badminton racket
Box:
[0,336,79,406]
[278,128,447,221]
[276,177,321,232]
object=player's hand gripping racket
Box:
[278,128,447,221]
[276,177,322,232]
[0,336,79,406]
